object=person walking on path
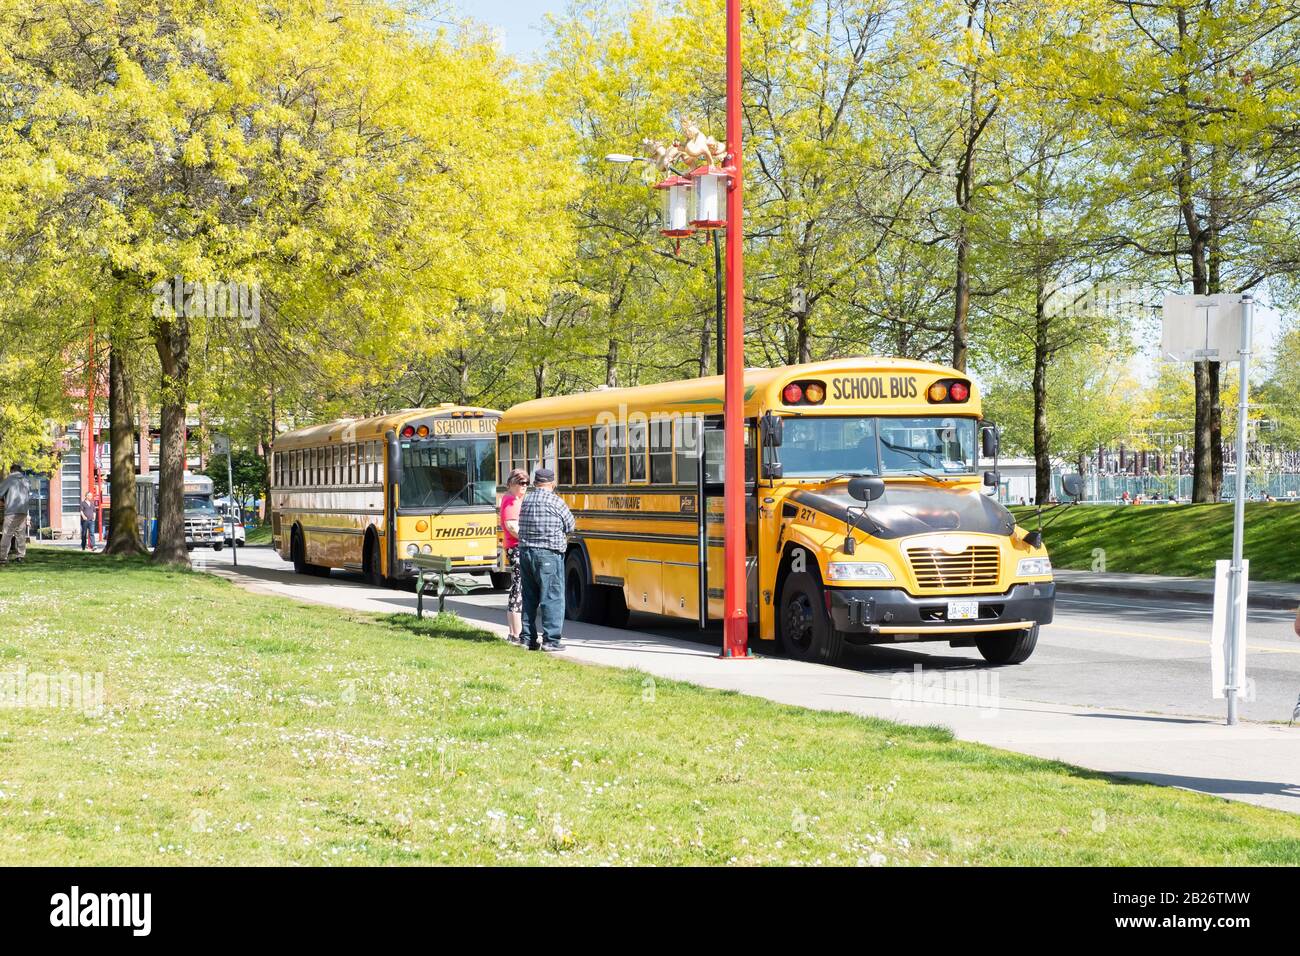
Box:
[499,468,528,644]
[516,467,574,652]
[80,492,98,551]
[0,465,32,565]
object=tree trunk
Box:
[104,345,146,555]
[1032,290,1051,505]
[605,336,618,388]
[1192,360,1214,502]
[952,221,970,372]
[152,315,191,567]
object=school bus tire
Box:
[292,525,330,578]
[565,549,608,624]
[976,624,1039,665]
[490,571,513,591]
[778,570,844,666]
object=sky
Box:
[448,0,560,58]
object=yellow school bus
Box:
[271,404,509,587]
[496,358,1065,665]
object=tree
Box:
[5,0,578,565]
[1070,0,1300,501]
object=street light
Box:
[605,153,724,377]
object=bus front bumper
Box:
[827,582,1055,642]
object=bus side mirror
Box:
[983,470,1000,488]
[385,430,401,480]
[981,425,1000,458]
[1061,473,1083,499]
[847,476,885,502]
[762,461,784,480]
[760,412,783,448]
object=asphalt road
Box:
[203,544,1300,725]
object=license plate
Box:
[947,600,979,621]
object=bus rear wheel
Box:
[490,571,512,591]
[565,550,607,624]
[292,527,329,578]
[778,571,844,666]
[976,624,1039,665]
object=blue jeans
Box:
[80,517,96,550]
[520,547,565,647]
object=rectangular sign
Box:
[430,417,497,436]
[1162,294,1247,364]
[1210,558,1249,699]
[827,375,921,403]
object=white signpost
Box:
[212,434,236,568]
[1161,293,1254,725]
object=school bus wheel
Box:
[490,571,512,591]
[565,549,608,624]
[975,624,1039,665]
[291,525,330,578]
[778,570,845,666]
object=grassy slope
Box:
[1,549,1297,866]
[1011,503,1300,582]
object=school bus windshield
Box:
[779,416,977,478]
[399,437,496,509]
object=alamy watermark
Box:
[0,665,104,716]
[151,275,260,328]
[890,663,1000,716]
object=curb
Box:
[1055,581,1300,611]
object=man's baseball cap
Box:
[533,468,556,484]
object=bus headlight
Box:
[826,562,893,581]
[421,544,433,554]
[406,544,420,556]
[1017,557,1052,577]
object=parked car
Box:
[219,515,246,546]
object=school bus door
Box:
[698,416,758,629]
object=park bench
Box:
[409,554,481,618]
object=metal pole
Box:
[713,231,724,377]
[721,0,748,658]
[1225,293,1253,725]
[227,446,237,568]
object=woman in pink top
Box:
[500,469,528,643]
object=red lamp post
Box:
[721,0,747,658]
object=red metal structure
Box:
[722,0,748,658]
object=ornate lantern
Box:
[688,164,730,229]
[654,175,695,237]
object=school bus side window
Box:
[497,435,510,485]
[628,420,647,482]
[558,429,572,485]
[676,417,699,485]
[574,427,591,485]
[609,424,627,484]
[542,429,558,477]
[592,425,608,484]
[650,418,673,484]
[526,431,540,476]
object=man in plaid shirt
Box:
[517,468,575,651]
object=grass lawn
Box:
[244,524,271,545]
[1011,503,1300,582]
[1,549,1298,866]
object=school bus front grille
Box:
[906,546,1000,589]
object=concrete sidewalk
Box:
[1054,568,1300,611]
[202,557,1300,816]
